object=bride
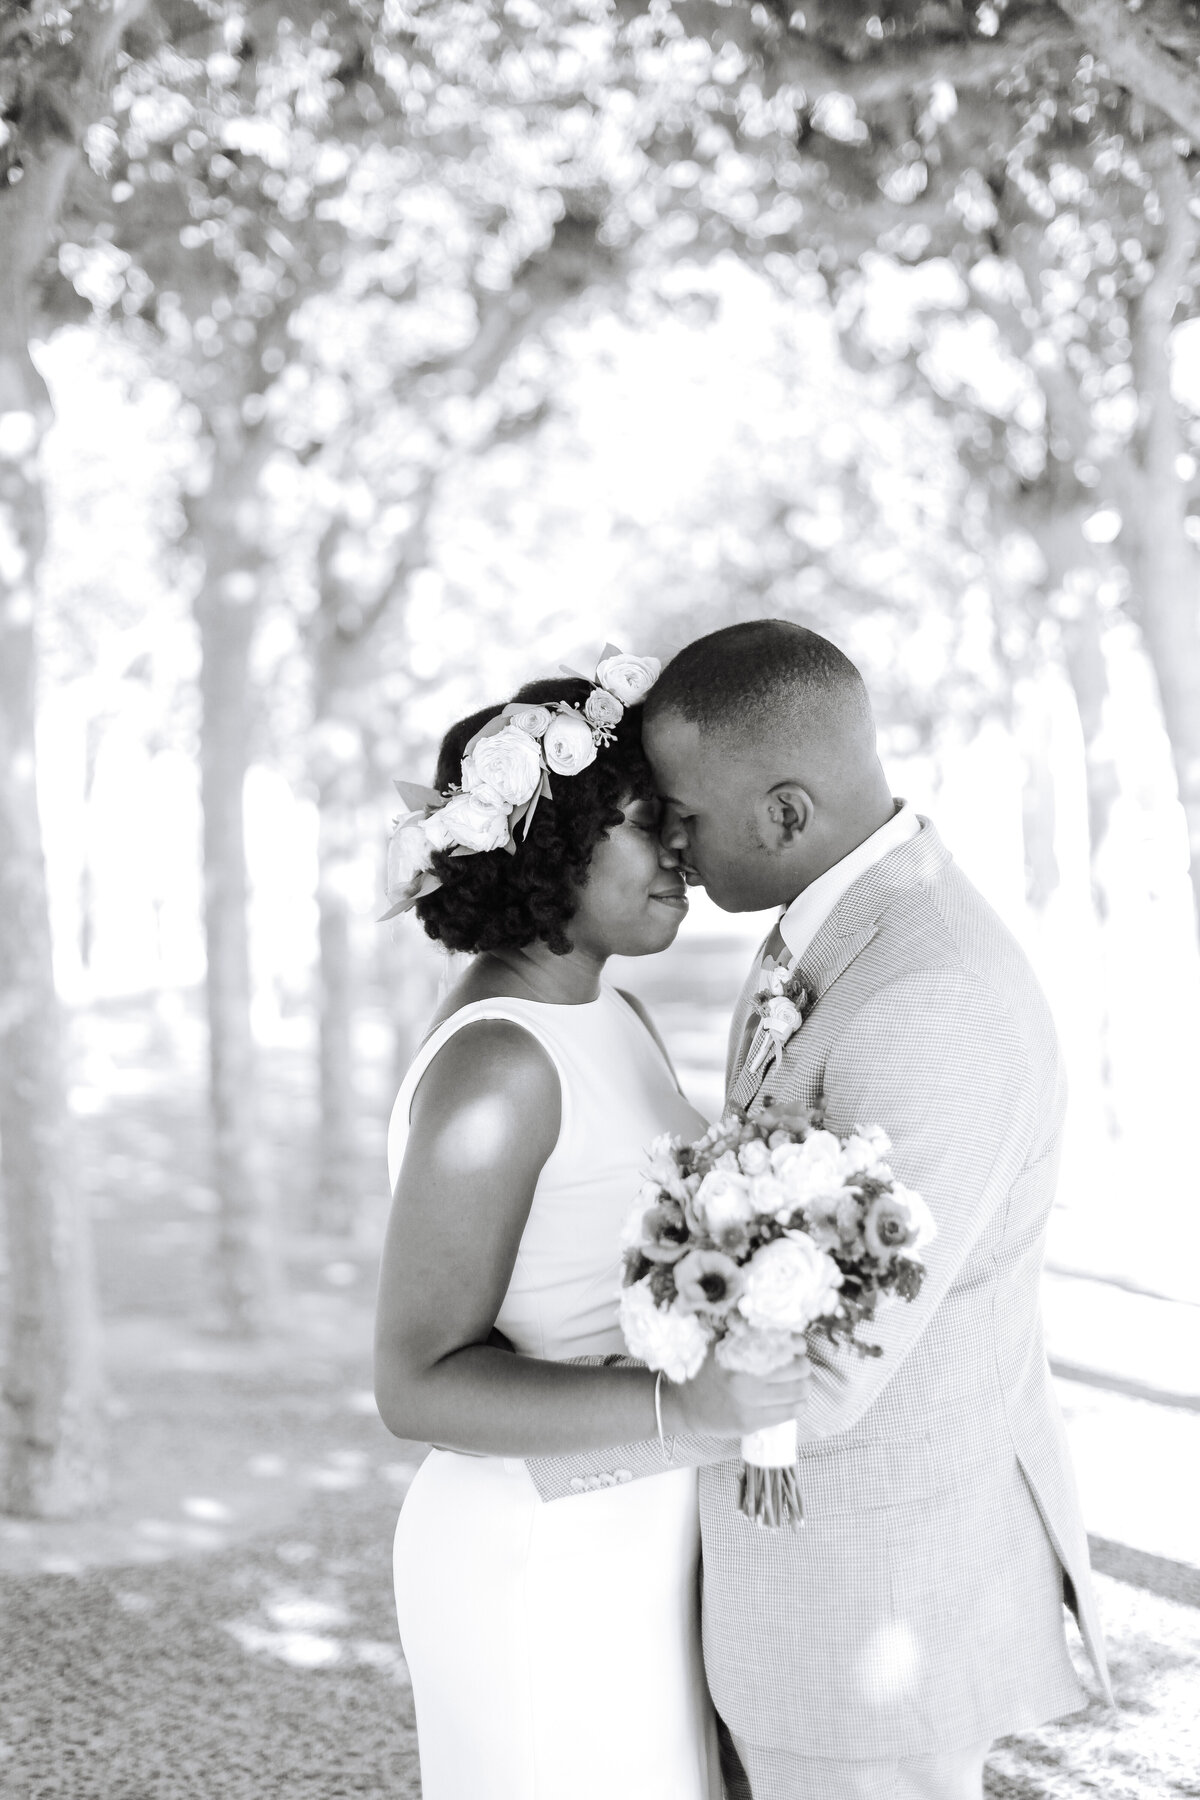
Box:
[374,656,810,1800]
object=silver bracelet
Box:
[654,1370,676,1465]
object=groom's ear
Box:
[762,783,813,847]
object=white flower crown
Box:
[381,644,661,920]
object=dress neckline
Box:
[422,987,612,1051]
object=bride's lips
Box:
[649,885,689,911]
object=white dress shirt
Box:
[778,800,919,965]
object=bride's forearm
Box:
[375,1343,661,1456]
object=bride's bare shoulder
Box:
[411,958,558,1150]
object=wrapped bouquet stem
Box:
[740,1421,804,1529]
[619,1106,937,1530]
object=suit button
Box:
[569,1477,585,1493]
[597,1472,617,1487]
[582,1475,601,1491]
[614,1469,632,1484]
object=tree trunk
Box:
[309,547,370,1236]
[1125,141,1200,944]
[0,0,146,1516]
[0,411,106,1516]
[1059,594,1120,921]
[315,759,360,1237]
[1019,697,1061,913]
[190,451,279,1331]
[1019,496,1120,919]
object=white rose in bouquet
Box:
[737,1138,773,1177]
[542,709,598,775]
[841,1124,893,1178]
[618,1279,710,1383]
[715,1316,802,1376]
[746,1172,787,1217]
[595,652,661,705]
[645,1134,683,1186]
[693,1168,755,1233]
[864,1183,938,1261]
[771,1130,846,1209]
[644,1134,693,1205]
[462,725,543,807]
[386,811,433,895]
[739,1234,843,1334]
[894,1183,937,1251]
[618,1183,661,1251]
[426,790,511,854]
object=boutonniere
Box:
[744,955,810,1078]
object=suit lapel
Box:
[726,818,952,1114]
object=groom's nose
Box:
[659,808,689,854]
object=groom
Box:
[529,620,1110,1799]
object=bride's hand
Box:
[660,1352,812,1438]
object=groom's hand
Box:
[660,1354,812,1438]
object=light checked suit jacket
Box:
[528,818,1111,1760]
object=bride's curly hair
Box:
[414,677,658,956]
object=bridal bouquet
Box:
[619,1108,936,1529]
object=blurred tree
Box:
[56,1,372,1330]
[625,0,1200,936]
[52,1,653,1260]
[298,211,619,1232]
[0,0,148,1514]
[49,0,443,1321]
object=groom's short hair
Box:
[645,619,873,741]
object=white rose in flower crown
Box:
[508,704,552,739]
[426,789,511,854]
[584,687,625,730]
[542,708,598,776]
[693,1167,755,1233]
[386,811,434,894]
[595,652,661,705]
[619,1279,711,1383]
[738,1233,843,1334]
[462,725,543,807]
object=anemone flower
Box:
[673,1249,745,1317]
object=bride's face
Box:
[567,793,690,959]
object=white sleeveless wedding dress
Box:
[387,983,721,1800]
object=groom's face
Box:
[645,711,797,912]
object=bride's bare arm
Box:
[374,1021,808,1456]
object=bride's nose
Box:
[656,839,683,869]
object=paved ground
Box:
[2,959,1198,1797]
[2,1313,1197,1800]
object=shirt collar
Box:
[778,800,919,966]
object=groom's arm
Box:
[525,1354,738,1501]
[792,965,1036,1441]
